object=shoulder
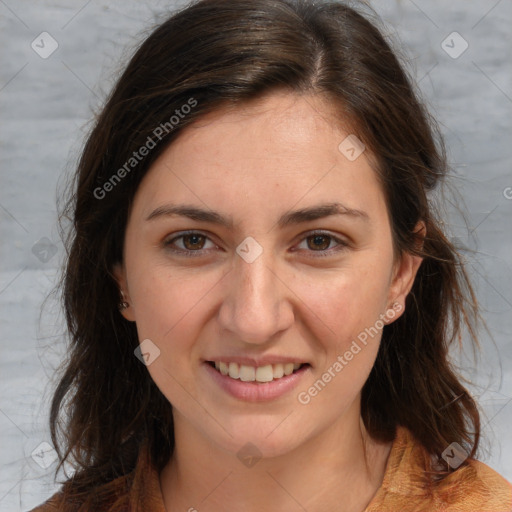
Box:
[366,427,512,512]
[28,442,165,512]
[28,491,73,512]
[434,458,512,512]
[27,472,134,512]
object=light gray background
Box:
[1,0,511,509]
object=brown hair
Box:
[50,0,480,500]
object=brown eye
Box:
[164,231,216,256]
[306,234,332,251]
[293,231,349,257]
[182,233,206,250]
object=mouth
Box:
[204,359,311,402]
[206,360,310,383]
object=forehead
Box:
[131,91,386,225]
[170,92,351,173]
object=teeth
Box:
[228,362,239,379]
[239,365,256,382]
[273,363,284,379]
[219,361,229,375]
[212,361,304,382]
[255,365,274,382]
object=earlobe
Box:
[119,290,130,311]
[112,262,136,322]
[387,221,425,320]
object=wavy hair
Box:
[50,0,480,499]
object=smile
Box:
[209,361,305,382]
[204,358,311,401]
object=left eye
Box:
[295,233,346,253]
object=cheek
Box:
[127,267,222,407]
[127,261,228,352]
[294,269,388,414]
[295,261,392,342]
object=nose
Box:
[217,247,294,345]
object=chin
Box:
[207,417,306,460]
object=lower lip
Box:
[203,362,310,402]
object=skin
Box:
[115,91,423,512]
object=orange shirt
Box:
[31,427,512,511]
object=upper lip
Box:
[205,356,309,366]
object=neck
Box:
[159,409,392,512]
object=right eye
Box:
[163,231,218,256]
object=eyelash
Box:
[163,230,349,258]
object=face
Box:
[115,91,421,458]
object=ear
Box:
[112,262,136,322]
[386,221,425,321]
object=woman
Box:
[32,0,511,510]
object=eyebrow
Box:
[145,202,369,228]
